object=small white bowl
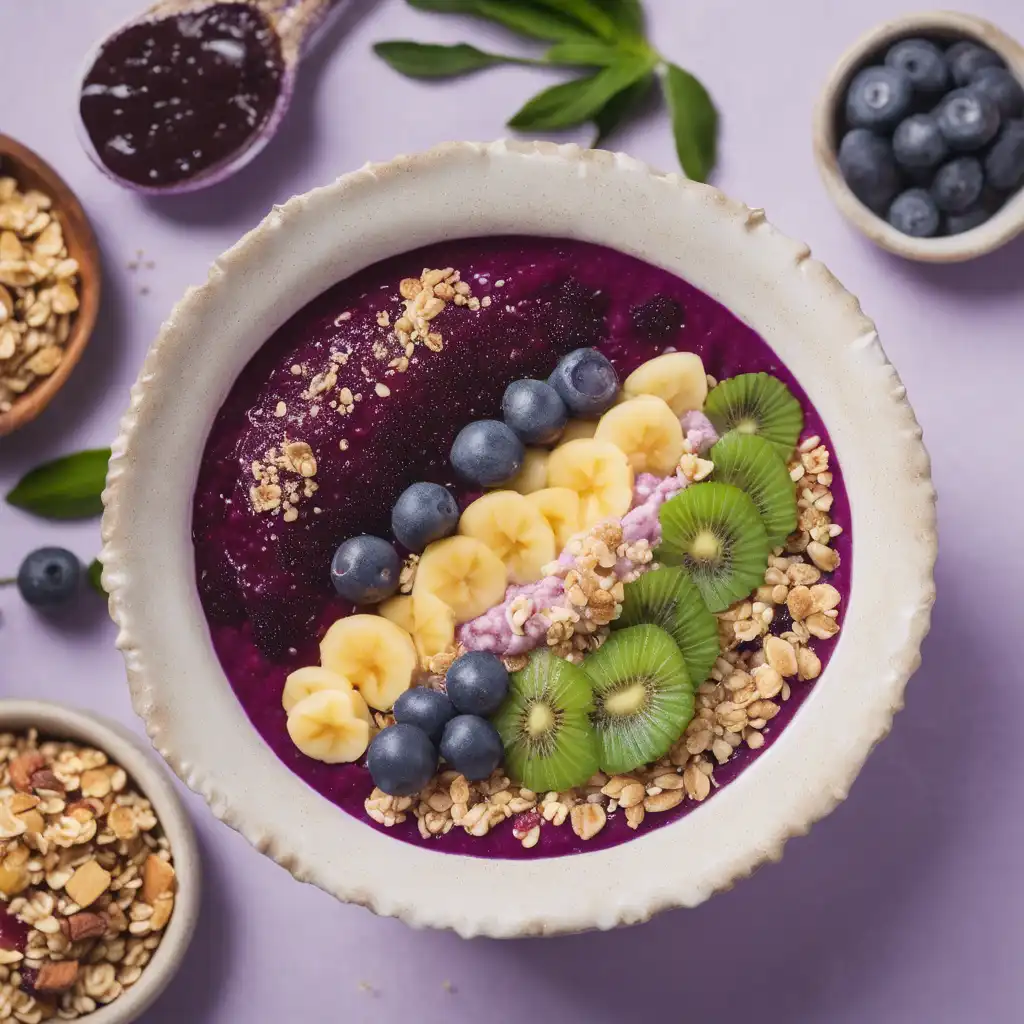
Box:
[100,140,936,938]
[0,701,200,1023]
[813,10,1024,263]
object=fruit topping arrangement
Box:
[837,35,1024,237]
[273,333,848,849]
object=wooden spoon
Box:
[0,135,101,439]
[77,0,344,196]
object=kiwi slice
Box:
[704,372,804,457]
[657,482,770,612]
[615,568,719,687]
[493,650,599,793]
[584,625,693,775]
[710,433,797,547]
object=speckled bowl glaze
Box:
[813,10,1024,263]
[100,141,936,938]
[0,701,200,1022]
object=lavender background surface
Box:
[0,1,1021,1022]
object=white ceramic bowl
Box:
[0,700,200,1021]
[813,10,1024,263]
[100,140,936,938]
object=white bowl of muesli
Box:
[0,701,199,1021]
[101,140,936,937]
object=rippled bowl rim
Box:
[100,140,936,938]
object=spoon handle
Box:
[259,0,345,58]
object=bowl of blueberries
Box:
[814,11,1024,261]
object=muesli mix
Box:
[0,731,176,1020]
[0,168,82,415]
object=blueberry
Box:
[445,652,510,716]
[367,724,438,796]
[391,482,459,553]
[630,295,686,339]
[930,156,984,213]
[16,548,81,608]
[946,40,1004,87]
[439,715,504,781]
[945,196,1001,234]
[450,420,524,487]
[837,129,901,212]
[892,114,948,170]
[548,348,619,418]
[887,189,941,237]
[845,66,913,130]
[968,67,1024,119]
[985,119,1024,191]
[330,535,400,604]
[936,88,1001,151]
[502,379,568,445]
[885,38,949,95]
[393,687,456,744]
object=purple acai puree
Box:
[192,237,853,860]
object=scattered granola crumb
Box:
[273,401,286,418]
[374,382,390,398]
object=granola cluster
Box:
[0,731,176,1020]
[365,434,845,849]
[249,439,319,521]
[0,172,81,414]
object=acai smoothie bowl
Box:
[100,141,936,937]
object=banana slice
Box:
[282,666,354,714]
[459,490,557,585]
[320,614,417,711]
[287,689,372,763]
[505,448,549,495]
[623,351,708,416]
[378,595,415,634]
[414,535,508,622]
[526,487,581,550]
[546,439,634,530]
[411,590,456,664]
[558,419,598,444]
[594,395,685,476]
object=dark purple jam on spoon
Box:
[79,3,284,189]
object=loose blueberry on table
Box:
[835,34,1024,237]
[192,239,851,856]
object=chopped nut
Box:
[806,540,840,572]
[64,911,108,942]
[9,752,45,792]
[35,960,79,993]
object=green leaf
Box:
[544,41,624,67]
[508,53,655,131]
[662,63,719,183]
[595,0,645,35]
[87,558,105,595]
[529,0,619,40]
[473,0,595,42]
[5,448,111,520]
[374,41,515,78]
[593,72,654,146]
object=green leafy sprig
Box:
[375,0,718,181]
[2,448,112,595]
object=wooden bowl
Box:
[813,11,1024,263]
[0,134,101,436]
